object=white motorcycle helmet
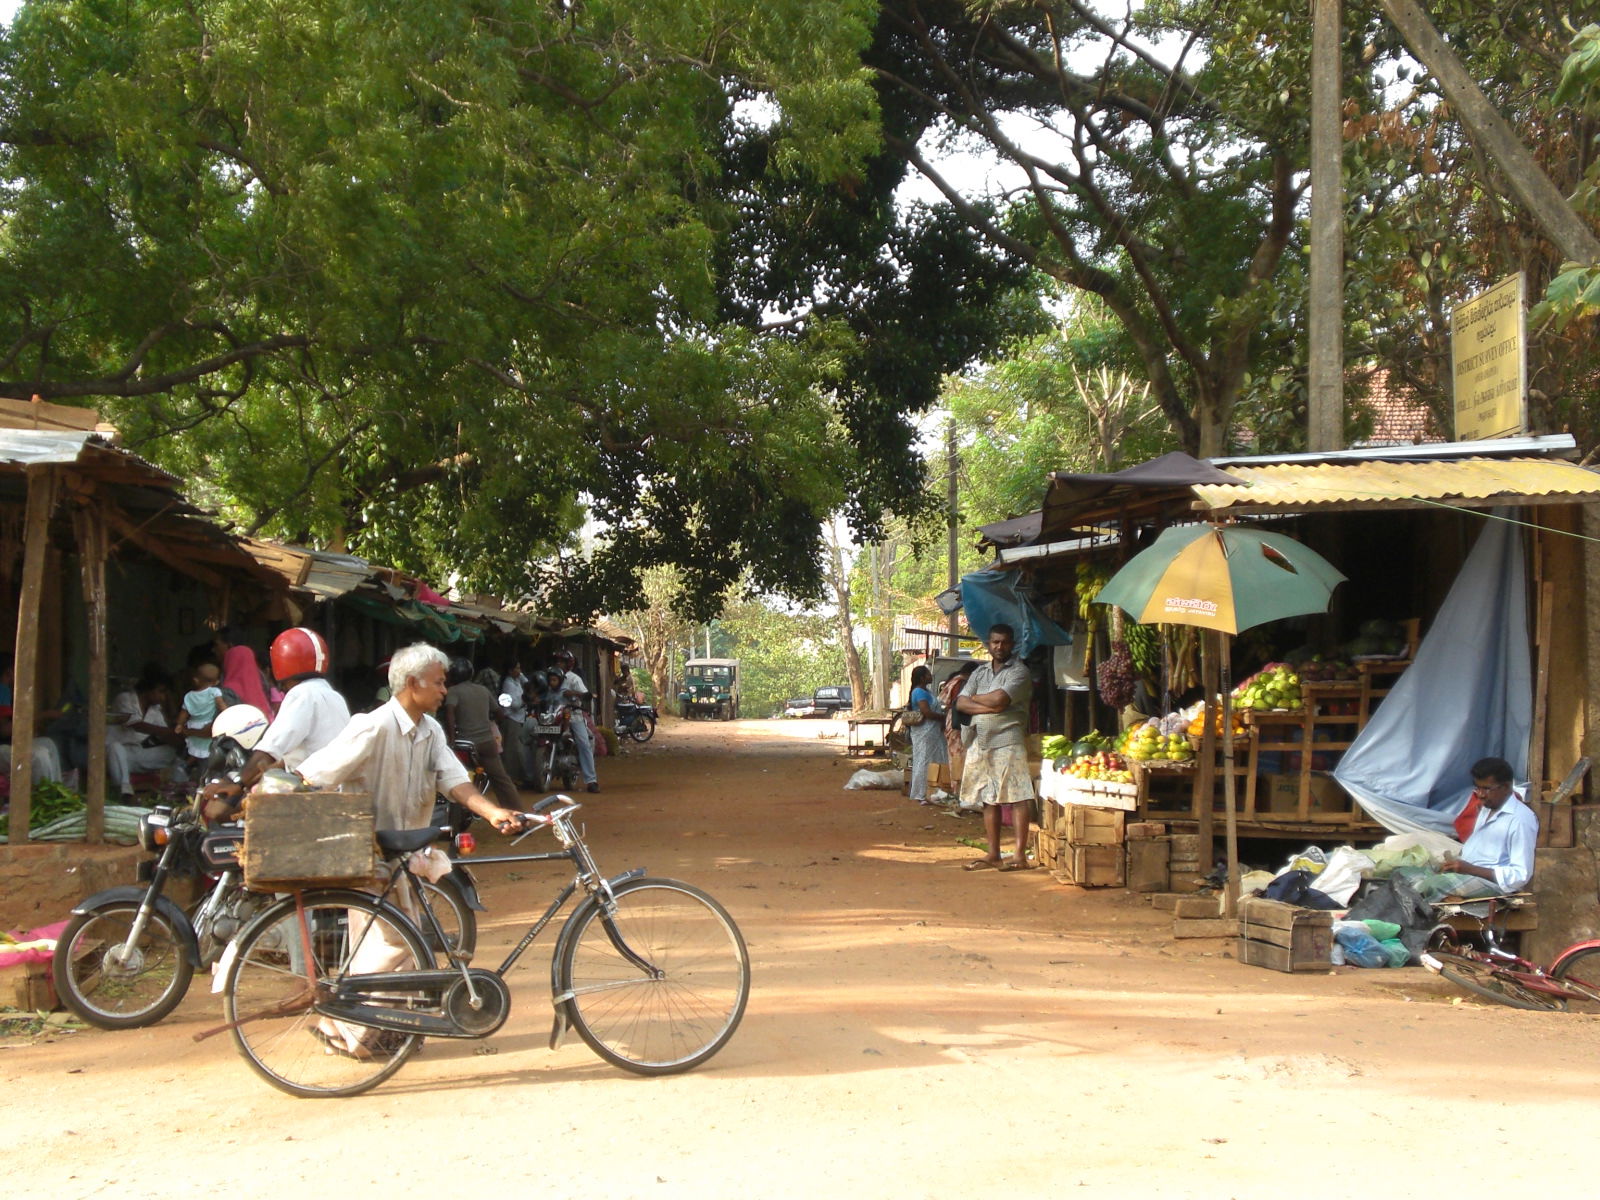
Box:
[210,703,270,751]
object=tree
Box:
[0,0,934,616]
[717,599,849,716]
[864,0,1313,457]
[823,521,869,711]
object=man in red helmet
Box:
[201,627,351,821]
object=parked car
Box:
[811,684,853,718]
[782,696,820,718]
[680,657,739,720]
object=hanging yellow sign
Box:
[1451,274,1526,441]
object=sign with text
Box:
[1451,273,1526,441]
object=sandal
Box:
[999,861,1037,872]
[963,858,1001,871]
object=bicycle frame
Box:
[301,797,651,1044]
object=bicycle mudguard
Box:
[68,886,203,969]
[1549,938,1600,975]
[546,866,648,1042]
[442,864,488,913]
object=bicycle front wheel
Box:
[225,891,430,1098]
[558,877,749,1075]
[1551,947,1600,1014]
[1434,951,1567,1012]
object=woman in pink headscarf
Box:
[214,625,274,717]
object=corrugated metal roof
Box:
[1194,458,1600,513]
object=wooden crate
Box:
[1126,837,1170,892]
[1061,844,1125,888]
[2,960,57,1011]
[1067,805,1126,846]
[1033,828,1064,873]
[241,791,377,890]
[1237,898,1333,972]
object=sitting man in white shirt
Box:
[1412,756,1538,902]
[106,672,183,798]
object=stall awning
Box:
[1194,457,1600,515]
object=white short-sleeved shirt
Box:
[109,690,165,749]
[295,697,469,832]
[255,678,351,771]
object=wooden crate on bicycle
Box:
[241,791,378,891]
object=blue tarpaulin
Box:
[1333,516,1530,835]
[960,568,1072,658]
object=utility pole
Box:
[1308,0,1344,451]
[946,419,960,655]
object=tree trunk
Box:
[825,525,868,714]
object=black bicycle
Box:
[210,794,750,1098]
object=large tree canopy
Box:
[0,0,1038,618]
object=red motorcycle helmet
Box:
[270,627,330,684]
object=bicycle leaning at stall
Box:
[201,793,750,1098]
[1421,894,1600,1012]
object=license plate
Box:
[531,725,562,736]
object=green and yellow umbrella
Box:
[1094,523,1346,635]
[1095,523,1345,915]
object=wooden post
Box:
[1219,632,1241,919]
[8,465,61,851]
[72,502,110,841]
[1528,578,1555,796]
[1196,635,1216,885]
[1308,0,1345,452]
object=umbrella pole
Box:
[1219,632,1240,919]
[1197,635,1216,893]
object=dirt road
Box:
[6,718,1600,1199]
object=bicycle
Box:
[1421,895,1600,1012]
[207,793,750,1098]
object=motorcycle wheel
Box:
[53,900,195,1029]
[628,715,656,743]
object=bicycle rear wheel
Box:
[1433,951,1567,1012]
[416,873,478,963]
[1550,947,1600,1014]
[225,891,430,1098]
[557,877,749,1075]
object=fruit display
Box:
[1060,749,1133,784]
[1186,708,1248,738]
[1096,640,1135,710]
[1231,662,1302,711]
[1295,657,1357,684]
[1125,721,1194,763]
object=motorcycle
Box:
[56,736,483,1030]
[614,697,657,743]
[527,703,579,793]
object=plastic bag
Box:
[1361,919,1402,941]
[844,768,903,791]
[1310,845,1374,905]
[1379,938,1412,968]
[1367,831,1457,876]
[1284,844,1328,874]
[1333,920,1390,968]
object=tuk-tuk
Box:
[679,658,740,720]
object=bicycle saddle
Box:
[376,826,449,856]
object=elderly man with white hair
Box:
[296,642,524,835]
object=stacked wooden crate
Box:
[1125,820,1171,892]
[1057,802,1126,887]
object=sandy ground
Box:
[5,716,1600,1200]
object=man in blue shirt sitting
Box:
[1414,756,1538,901]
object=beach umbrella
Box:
[1095,523,1346,912]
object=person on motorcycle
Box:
[441,655,525,812]
[200,627,351,822]
[497,660,532,783]
[552,649,600,794]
